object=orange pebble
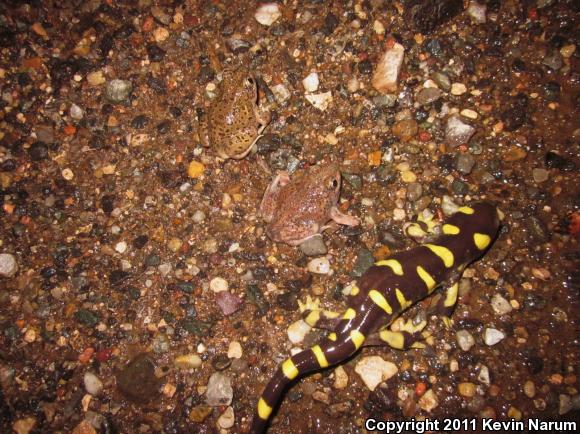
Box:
[415,381,427,397]
[78,347,95,364]
[63,125,76,136]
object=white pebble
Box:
[270,84,291,104]
[254,3,281,26]
[305,91,333,111]
[69,103,84,120]
[483,328,505,346]
[347,77,360,93]
[193,210,206,223]
[210,277,228,293]
[0,253,18,278]
[371,43,405,93]
[451,83,467,95]
[418,389,439,412]
[460,108,478,119]
[302,72,319,93]
[175,354,202,369]
[456,330,475,351]
[307,257,331,274]
[467,1,487,24]
[287,319,311,344]
[83,372,103,396]
[373,20,385,35]
[115,241,127,254]
[61,168,74,181]
[355,356,398,391]
[491,293,513,315]
[334,365,349,389]
[227,341,243,359]
[217,406,235,429]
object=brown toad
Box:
[200,69,270,160]
[259,164,360,246]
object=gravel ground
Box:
[0,1,578,433]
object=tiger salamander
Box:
[250,202,500,433]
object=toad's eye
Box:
[332,179,339,188]
[246,77,255,86]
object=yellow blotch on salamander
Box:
[424,244,455,268]
[444,282,459,307]
[350,330,365,349]
[311,345,329,368]
[458,206,475,214]
[379,330,405,350]
[473,233,491,250]
[442,224,460,235]
[257,398,272,420]
[342,308,356,320]
[395,288,412,309]
[282,359,299,380]
[327,332,337,341]
[416,266,436,292]
[375,259,404,275]
[369,289,393,314]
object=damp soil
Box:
[0,1,578,433]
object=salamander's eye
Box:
[246,77,255,86]
[332,179,339,188]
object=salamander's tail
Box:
[249,329,365,433]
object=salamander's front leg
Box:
[431,281,460,329]
[298,296,341,330]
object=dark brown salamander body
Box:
[251,202,500,433]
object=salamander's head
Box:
[468,201,501,241]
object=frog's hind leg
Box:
[329,206,360,226]
[259,171,291,222]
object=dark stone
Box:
[147,74,167,94]
[109,270,130,286]
[322,13,339,36]
[156,120,171,134]
[211,354,231,371]
[246,284,269,316]
[502,93,529,131]
[169,106,182,118]
[357,59,373,75]
[197,66,215,84]
[545,151,575,171]
[350,248,374,278]
[543,81,560,101]
[406,0,462,34]
[131,114,150,129]
[116,353,162,403]
[132,235,149,249]
[0,159,16,171]
[144,253,161,267]
[100,194,115,214]
[276,292,297,311]
[146,43,166,62]
[28,142,49,161]
[512,58,526,72]
[74,309,99,327]
[178,318,212,336]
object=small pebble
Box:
[483,328,505,346]
[305,91,333,111]
[255,3,281,26]
[354,356,398,391]
[87,70,106,86]
[83,372,103,396]
[105,79,133,103]
[115,241,128,254]
[460,108,478,119]
[532,168,549,183]
[174,354,202,369]
[302,72,319,93]
[167,238,182,253]
[62,168,74,180]
[227,341,243,359]
[0,253,18,277]
[205,372,233,406]
[451,83,467,95]
[153,27,169,42]
[210,277,229,293]
[334,365,348,389]
[307,257,331,274]
[418,389,439,412]
[456,330,475,351]
[217,406,235,429]
[287,319,311,344]
[299,235,327,256]
[491,293,513,315]
[458,382,477,397]
[69,104,84,120]
[193,210,206,223]
[523,380,536,398]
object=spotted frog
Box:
[259,164,360,246]
[200,69,270,160]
